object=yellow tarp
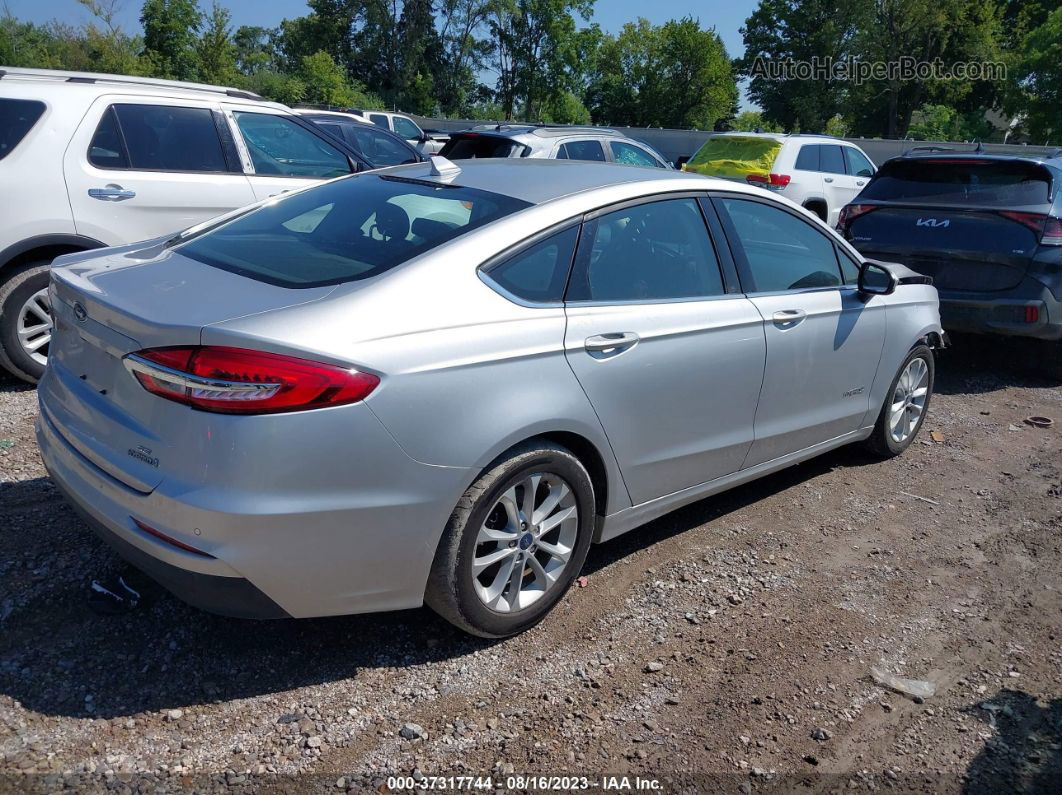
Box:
[682,136,782,178]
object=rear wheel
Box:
[425,441,595,638]
[0,262,52,383]
[864,344,935,457]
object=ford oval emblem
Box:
[73,302,87,322]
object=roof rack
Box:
[0,66,265,101]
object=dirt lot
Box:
[1,336,1060,794]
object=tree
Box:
[140,0,203,80]
[436,0,498,114]
[490,0,594,120]
[1011,6,1062,141]
[197,2,237,84]
[729,110,782,132]
[845,0,1003,138]
[585,17,738,129]
[233,26,279,75]
[741,0,861,133]
[298,50,382,108]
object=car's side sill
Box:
[596,427,874,543]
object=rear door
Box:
[555,140,607,162]
[818,144,861,225]
[563,196,766,504]
[64,96,256,245]
[226,107,357,201]
[713,194,886,466]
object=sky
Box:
[8,0,760,104]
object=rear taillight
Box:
[123,346,379,414]
[836,203,878,232]
[746,173,791,189]
[1042,216,1062,246]
[997,211,1062,246]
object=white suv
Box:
[0,67,370,382]
[355,109,447,154]
[684,133,877,226]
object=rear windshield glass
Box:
[440,134,527,159]
[860,160,1051,206]
[178,174,530,287]
[0,99,45,161]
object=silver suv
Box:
[439,125,674,169]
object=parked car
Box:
[0,67,375,383]
[683,132,877,225]
[354,109,447,154]
[837,152,1062,376]
[295,109,423,167]
[39,158,943,637]
[439,125,673,169]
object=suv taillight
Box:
[997,211,1062,246]
[836,203,877,233]
[746,173,791,189]
[123,347,379,414]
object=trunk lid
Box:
[847,157,1055,292]
[43,242,337,492]
[848,206,1040,291]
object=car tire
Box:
[425,441,596,638]
[0,262,52,384]
[864,344,935,458]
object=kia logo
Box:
[916,218,950,228]
[73,302,88,322]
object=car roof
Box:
[296,109,372,124]
[377,157,747,204]
[0,66,275,104]
[706,131,842,142]
[883,152,1062,168]
[459,125,625,140]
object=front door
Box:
[713,194,886,466]
[65,96,256,245]
[563,197,766,505]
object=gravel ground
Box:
[1,336,1060,794]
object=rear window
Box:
[178,174,530,287]
[684,135,782,179]
[440,134,528,159]
[861,159,1052,206]
[0,98,45,161]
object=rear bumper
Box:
[938,277,1062,341]
[36,381,473,619]
[61,487,290,619]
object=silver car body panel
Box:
[38,160,943,618]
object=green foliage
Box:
[730,111,783,133]
[585,16,738,130]
[196,2,237,84]
[1011,6,1062,141]
[140,0,203,81]
[236,70,306,105]
[542,90,591,124]
[297,51,384,109]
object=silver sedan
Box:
[37,158,944,637]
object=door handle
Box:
[772,309,807,327]
[584,332,639,353]
[88,185,136,201]
[824,177,834,184]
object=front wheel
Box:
[864,344,935,457]
[425,441,595,638]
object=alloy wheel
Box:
[17,288,52,367]
[472,473,579,613]
[888,356,929,444]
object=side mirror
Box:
[858,260,898,296]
